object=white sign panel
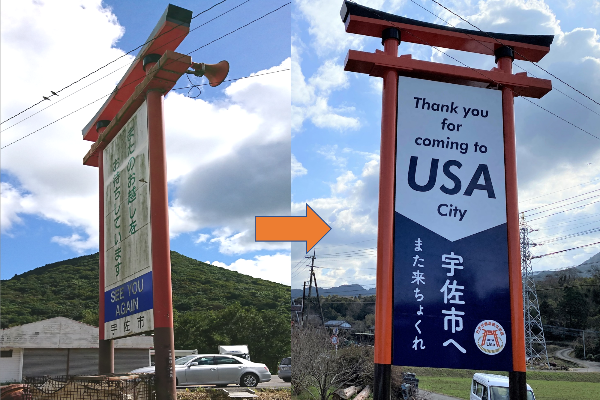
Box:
[395,76,506,241]
[392,77,513,371]
[102,101,153,339]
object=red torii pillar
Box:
[340,1,553,399]
[81,6,194,399]
[85,50,192,399]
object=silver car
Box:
[277,357,291,382]
[131,354,271,387]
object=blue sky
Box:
[2,0,599,290]
[290,0,600,290]
[1,0,291,283]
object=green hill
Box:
[1,251,291,370]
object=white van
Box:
[219,345,251,360]
[471,373,535,400]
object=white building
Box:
[0,317,153,382]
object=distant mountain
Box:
[1,251,290,328]
[290,251,600,294]
[0,251,291,371]
[533,251,600,281]
[292,283,375,299]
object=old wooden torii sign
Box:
[82,5,228,399]
[340,2,553,399]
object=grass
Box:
[418,376,600,400]
[418,377,470,399]
[410,368,600,400]
[401,367,600,382]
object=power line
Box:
[408,0,600,119]
[1,0,253,138]
[0,5,290,150]
[520,178,600,203]
[524,195,600,216]
[532,241,600,259]
[531,260,600,273]
[313,238,377,250]
[1,64,130,133]
[185,2,290,56]
[527,200,600,222]
[535,227,600,245]
[519,97,600,141]
[0,0,235,126]
[530,213,600,231]
[173,68,290,91]
[536,283,600,291]
[534,222,600,240]
[521,188,600,213]
[396,25,599,142]
[1,93,112,150]
[533,218,600,236]
[318,247,377,257]
[429,0,600,108]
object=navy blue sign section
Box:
[392,214,512,370]
[104,271,153,323]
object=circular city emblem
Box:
[474,320,506,355]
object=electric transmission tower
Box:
[520,214,550,367]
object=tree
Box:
[173,303,290,372]
[292,327,372,400]
[559,286,589,329]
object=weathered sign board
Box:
[392,77,512,370]
[102,101,153,339]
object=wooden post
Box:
[147,87,176,399]
[98,147,114,374]
[496,45,527,400]
[373,27,399,400]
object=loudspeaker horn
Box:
[191,61,230,87]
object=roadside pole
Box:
[98,147,114,374]
[145,57,177,398]
[373,27,400,400]
[496,46,528,400]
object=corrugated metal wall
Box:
[23,349,68,377]
[115,349,150,373]
[21,348,150,377]
[68,349,99,375]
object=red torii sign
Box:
[82,5,228,399]
[340,2,552,399]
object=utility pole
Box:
[520,214,550,367]
[305,251,325,326]
[301,281,307,326]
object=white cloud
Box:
[308,60,349,93]
[291,40,359,132]
[317,145,347,168]
[291,154,308,179]
[294,0,404,56]
[1,182,31,233]
[51,233,97,253]
[194,233,210,244]
[211,253,291,285]
[291,0,600,289]
[1,0,130,252]
[208,227,290,255]
[1,1,292,259]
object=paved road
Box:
[177,375,290,391]
[420,390,462,400]
[554,347,600,372]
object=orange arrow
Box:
[255,204,331,253]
